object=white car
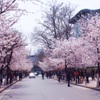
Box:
[29,72,35,78]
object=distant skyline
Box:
[13,0,100,54]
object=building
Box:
[69,9,100,37]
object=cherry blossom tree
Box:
[37,14,100,87]
[38,37,84,71]
[78,14,100,87]
[0,0,40,28]
[0,0,41,84]
[0,0,25,29]
[10,47,32,71]
[0,29,24,71]
[0,0,38,71]
[0,28,32,84]
[51,38,84,68]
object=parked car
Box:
[29,72,35,78]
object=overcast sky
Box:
[13,0,100,54]
[14,0,100,35]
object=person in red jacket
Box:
[74,70,79,84]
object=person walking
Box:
[57,70,62,82]
[74,70,79,84]
[0,70,3,86]
[66,69,71,87]
[41,71,45,80]
[19,71,22,81]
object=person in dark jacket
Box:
[57,70,62,82]
[41,71,45,80]
[66,69,71,87]
[19,71,22,81]
[0,70,3,85]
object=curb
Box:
[0,77,27,93]
[71,83,100,91]
[53,78,100,91]
[0,81,19,93]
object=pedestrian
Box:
[0,69,3,85]
[41,71,45,80]
[74,69,79,84]
[19,71,22,81]
[66,69,71,87]
[90,69,95,80]
[14,71,18,81]
[85,70,89,84]
[57,70,62,82]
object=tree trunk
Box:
[96,73,100,87]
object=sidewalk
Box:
[71,79,100,91]
[53,76,100,91]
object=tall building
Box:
[69,9,100,37]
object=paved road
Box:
[0,76,100,100]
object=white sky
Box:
[13,0,100,54]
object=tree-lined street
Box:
[0,0,100,99]
[0,76,100,100]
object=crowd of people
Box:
[41,67,98,87]
[0,67,99,87]
[0,69,28,86]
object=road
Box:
[0,76,100,100]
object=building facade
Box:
[69,9,100,37]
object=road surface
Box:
[0,76,100,100]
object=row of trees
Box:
[32,1,75,49]
[31,1,100,87]
[0,0,40,73]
